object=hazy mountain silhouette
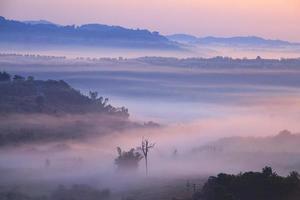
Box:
[23,19,56,25]
[193,130,300,154]
[167,34,300,47]
[0,16,180,50]
[166,34,199,44]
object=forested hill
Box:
[0,16,180,50]
[0,72,129,117]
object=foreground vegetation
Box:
[194,167,300,200]
[0,167,299,200]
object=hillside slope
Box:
[0,72,129,116]
[0,16,180,50]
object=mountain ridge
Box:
[167,33,300,47]
[0,16,180,50]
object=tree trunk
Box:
[145,157,148,176]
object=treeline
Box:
[137,56,300,69]
[0,71,129,117]
[3,53,300,68]
[194,167,300,200]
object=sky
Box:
[1,0,300,42]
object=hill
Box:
[166,34,198,44]
[0,16,180,50]
[193,130,300,154]
[0,72,129,116]
[23,19,56,25]
[0,72,160,146]
[167,34,299,47]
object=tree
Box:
[0,71,11,82]
[13,75,25,81]
[27,76,34,81]
[89,91,109,108]
[195,167,300,200]
[140,138,155,176]
[89,91,98,101]
[262,166,274,177]
[287,171,300,185]
[115,147,143,172]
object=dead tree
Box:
[140,138,155,176]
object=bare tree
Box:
[140,138,155,176]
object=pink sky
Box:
[1,0,300,42]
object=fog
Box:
[1,98,300,193]
[1,42,300,59]
[1,54,300,199]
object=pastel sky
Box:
[1,0,300,42]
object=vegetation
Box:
[0,72,129,117]
[194,167,300,200]
[139,139,155,176]
[115,147,143,171]
[0,72,161,146]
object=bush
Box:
[194,167,300,200]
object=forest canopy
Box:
[195,167,300,200]
[0,72,160,146]
[0,71,129,117]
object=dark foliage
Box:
[115,147,143,171]
[0,188,31,200]
[195,167,300,200]
[13,75,25,81]
[0,71,11,82]
[0,72,148,146]
[0,72,129,117]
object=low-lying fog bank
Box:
[1,112,300,185]
[1,54,300,199]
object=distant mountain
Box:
[0,16,180,50]
[166,34,198,44]
[167,33,300,47]
[193,130,300,154]
[197,36,298,47]
[23,19,56,25]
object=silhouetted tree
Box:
[13,75,25,81]
[262,166,274,177]
[173,149,178,157]
[195,166,300,200]
[115,147,143,171]
[140,139,155,176]
[0,71,11,82]
[27,75,34,81]
[89,91,98,101]
[186,180,191,192]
